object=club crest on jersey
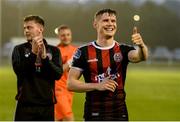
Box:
[24,52,30,58]
[113,52,123,62]
[24,48,30,58]
[47,53,52,60]
[73,49,81,59]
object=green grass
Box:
[0,65,180,120]
[126,68,180,120]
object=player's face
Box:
[58,29,72,46]
[24,21,43,41]
[94,13,117,39]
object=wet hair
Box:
[24,15,45,26]
[94,8,117,20]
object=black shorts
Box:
[84,102,128,121]
[14,102,54,121]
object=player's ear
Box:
[39,26,44,33]
[93,19,97,29]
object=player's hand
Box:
[31,35,43,55]
[40,43,47,59]
[31,35,46,59]
[131,27,145,48]
[67,57,73,67]
[95,78,118,92]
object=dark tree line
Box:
[1,0,180,48]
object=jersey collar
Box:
[92,40,115,50]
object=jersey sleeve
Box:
[120,44,135,62]
[71,47,85,72]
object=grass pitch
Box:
[0,65,180,120]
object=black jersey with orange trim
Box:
[72,40,135,120]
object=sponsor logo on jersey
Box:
[95,67,120,82]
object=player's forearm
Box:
[67,79,97,92]
[138,44,148,61]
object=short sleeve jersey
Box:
[72,40,135,118]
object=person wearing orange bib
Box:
[54,25,77,121]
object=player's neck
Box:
[96,36,114,47]
[59,43,71,47]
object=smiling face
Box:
[58,28,72,46]
[94,13,117,39]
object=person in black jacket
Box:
[12,15,63,121]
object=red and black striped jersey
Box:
[72,40,135,120]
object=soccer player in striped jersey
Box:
[68,8,148,121]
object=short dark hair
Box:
[24,15,45,26]
[94,8,117,20]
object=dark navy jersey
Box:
[72,40,135,120]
